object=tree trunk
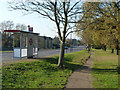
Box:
[116,39,119,55]
[88,47,90,53]
[111,49,114,53]
[88,44,91,53]
[116,45,119,55]
[116,49,119,55]
[57,42,65,67]
[103,45,106,51]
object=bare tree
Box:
[0,21,27,31]
[15,23,27,30]
[0,20,14,43]
[0,21,14,32]
[0,21,14,50]
[9,0,87,67]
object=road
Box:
[2,46,86,63]
[38,46,86,57]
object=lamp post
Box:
[70,30,72,53]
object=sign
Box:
[29,38,33,45]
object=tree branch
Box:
[65,29,81,38]
[68,1,80,14]
[54,2,62,41]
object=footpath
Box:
[65,52,94,88]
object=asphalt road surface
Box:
[2,46,86,63]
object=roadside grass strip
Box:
[92,49,118,88]
[2,50,90,88]
[0,51,13,52]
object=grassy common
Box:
[2,50,90,88]
[92,49,118,88]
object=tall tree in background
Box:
[9,0,88,67]
[94,1,120,55]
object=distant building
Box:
[38,36,53,49]
[38,36,46,49]
[46,37,53,49]
[48,37,53,48]
[72,39,77,46]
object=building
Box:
[46,37,53,48]
[72,39,77,46]
[38,36,46,49]
[38,36,53,49]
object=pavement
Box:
[65,51,94,88]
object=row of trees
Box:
[76,2,120,55]
[0,21,27,50]
[0,20,27,32]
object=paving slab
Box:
[65,52,94,88]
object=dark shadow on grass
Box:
[34,56,90,72]
[117,67,120,74]
[35,57,59,64]
[92,68,118,73]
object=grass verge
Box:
[0,51,13,52]
[92,49,118,88]
[2,50,90,88]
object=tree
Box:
[80,29,94,52]
[76,1,120,55]
[0,21,14,32]
[9,0,88,67]
[15,23,27,30]
[52,36,60,49]
[0,21,27,50]
[0,21,27,31]
[93,1,120,54]
[0,21,14,50]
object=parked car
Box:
[70,46,75,48]
[64,46,68,49]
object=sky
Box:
[0,1,79,39]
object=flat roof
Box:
[4,30,39,35]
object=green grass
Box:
[0,51,13,52]
[2,50,90,88]
[92,49,118,88]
